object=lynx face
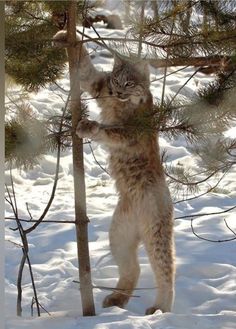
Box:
[110,56,150,105]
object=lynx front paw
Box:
[76,119,100,139]
[103,292,129,309]
[52,30,69,48]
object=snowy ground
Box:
[5,10,236,329]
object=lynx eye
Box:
[124,81,134,87]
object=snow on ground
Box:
[5,19,236,329]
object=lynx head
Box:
[110,55,150,105]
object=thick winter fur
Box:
[54,31,175,314]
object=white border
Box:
[0,2,5,329]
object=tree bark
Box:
[66,1,95,316]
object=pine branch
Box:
[6,217,76,225]
[174,168,229,204]
[175,204,236,220]
[168,67,201,106]
[88,141,110,175]
[25,92,71,234]
[150,55,232,70]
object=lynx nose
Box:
[117,92,127,99]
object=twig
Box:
[5,239,23,248]
[87,20,110,52]
[224,218,236,237]
[25,91,71,234]
[26,254,40,316]
[31,297,51,317]
[94,251,111,268]
[31,297,34,317]
[82,94,117,101]
[73,280,159,297]
[6,217,75,224]
[17,252,27,316]
[166,165,230,188]
[26,203,33,221]
[174,169,229,204]
[88,142,110,175]
[150,65,189,83]
[6,170,41,317]
[93,286,140,298]
[51,81,70,93]
[93,284,157,292]
[191,218,236,242]
[21,8,51,24]
[176,204,236,220]
[5,94,71,313]
[168,68,200,106]
[72,281,138,298]
[73,32,231,52]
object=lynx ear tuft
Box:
[113,53,124,68]
[133,60,150,82]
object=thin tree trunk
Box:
[151,0,159,19]
[138,0,145,58]
[124,0,131,25]
[66,1,95,316]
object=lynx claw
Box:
[76,119,100,139]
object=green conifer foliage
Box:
[5,103,48,169]
[125,1,236,189]
[5,1,67,91]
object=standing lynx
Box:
[53,31,175,314]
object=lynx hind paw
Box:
[103,293,129,309]
[145,306,163,315]
[52,30,69,47]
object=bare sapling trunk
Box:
[67,1,95,316]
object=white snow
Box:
[5,11,236,329]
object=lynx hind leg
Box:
[103,201,140,309]
[142,213,175,314]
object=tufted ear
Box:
[133,59,150,82]
[113,53,124,68]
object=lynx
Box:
[53,31,175,314]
